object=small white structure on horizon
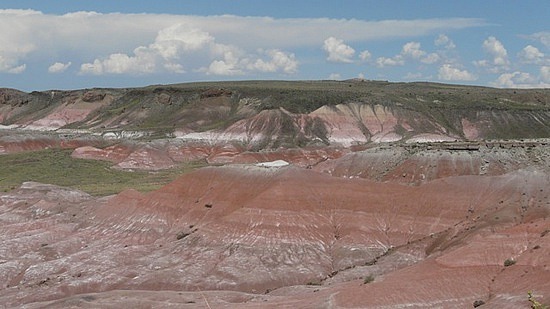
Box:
[255,160,290,168]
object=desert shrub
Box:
[504,258,516,267]
[363,275,375,284]
[176,232,190,240]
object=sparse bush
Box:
[363,275,375,284]
[176,231,190,240]
[473,300,485,307]
[504,258,516,267]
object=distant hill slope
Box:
[1,80,549,147]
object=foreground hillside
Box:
[1,166,549,308]
[0,80,549,308]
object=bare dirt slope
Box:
[1,165,549,308]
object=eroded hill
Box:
[1,80,550,147]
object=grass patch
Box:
[528,291,549,309]
[0,149,206,196]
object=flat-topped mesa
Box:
[0,81,548,149]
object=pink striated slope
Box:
[71,144,135,163]
[1,165,549,307]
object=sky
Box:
[0,0,549,91]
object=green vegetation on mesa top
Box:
[67,80,548,118]
[163,80,550,112]
[0,149,206,196]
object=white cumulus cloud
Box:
[80,52,157,75]
[525,31,550,49]
[435,34,456,49]
[438,64,477,81]
[0,56,26,74]
[203,44,244,75]
[323,37,355,63]
[247,49,298,74]
[483,36,509,66]
[80,24,214,75]
[359,50,372,61]
[48,62,72,73]
[200,48,298,76]
[375,55,404,67]
[152,24,214,59]
[7,64,26,74]
[474,36,509,72]
[421,53,441,64]
[376,41,441,67]
[491,71,549,88]
[518,45,547,65]
[0,10,38,73]
[401,42,426,59]
[205,60,242,76]
[80,23,300,77]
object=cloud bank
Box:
[0,9,484,76]
[0,9,547,89]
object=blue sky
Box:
[0,1,549,91]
